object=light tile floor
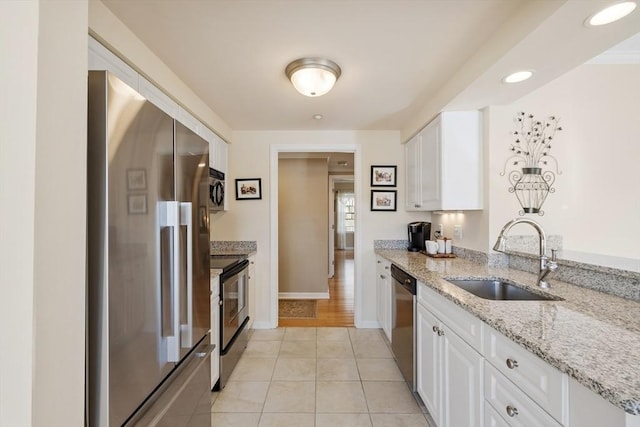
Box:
[209,327,435,427]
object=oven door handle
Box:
[159,201,181,362]
[179,202,194,349]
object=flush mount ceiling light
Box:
[502,70,534,84]
[586,1,637,26]
[285,57,341,97]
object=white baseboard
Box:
[355,320,382,328]
[250,321,274,330]
[278,292,329,300]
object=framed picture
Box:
[235,178,262,200]
[127,194,147,215]
[371,190,397,211]
[371,165,397,187]
[127,169,147,190]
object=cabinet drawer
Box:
[485,363,562,427]
[485,401,511,427]
[484,325,566,422]
[376,258,391,279]
[418,283,482,352]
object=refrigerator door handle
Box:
[159,201,181,363]
[179,202,193,349]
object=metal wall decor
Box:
[500,112,562,216]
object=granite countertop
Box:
[375,249,640,415]
[210,248,256,256]
[210,240,257,258]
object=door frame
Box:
[270,144,362,328]
[328,174,354,278]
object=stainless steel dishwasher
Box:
[390,264,417,391]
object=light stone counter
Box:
[375,249,640,415]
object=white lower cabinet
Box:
[376,256,392,341]
[483,325,567,425]
[247,255,256,329]
[417,284,483,427]
[485,363,562,427]
[210,274,220,390]
[568,378,640,427]
[485,402,511,427]
[396,264,639,427]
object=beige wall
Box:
[0,1,88,426]
[278,158,329,295]
[441,64,640,266]
[210,130,432,327]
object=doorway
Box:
[269,145,361,328]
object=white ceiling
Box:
[100,0,640,137]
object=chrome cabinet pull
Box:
[506,358,519,369]
[437,329,444,336]
[432,325,438,333]
[506,405,519,417]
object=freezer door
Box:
[87,71,177,427]
[127,337,214,427]
[175,121,211,359]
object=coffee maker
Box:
[408,221,431,252]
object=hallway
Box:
[279,249,354,327]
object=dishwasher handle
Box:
[391,264,417,295]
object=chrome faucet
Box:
[493,218,558,288]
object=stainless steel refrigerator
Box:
[87,71,213,426]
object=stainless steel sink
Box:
[445,279,561,301]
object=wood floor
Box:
[278,249,354,327]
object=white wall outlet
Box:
[454,225,462,239]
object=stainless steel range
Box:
[210,255,250,390]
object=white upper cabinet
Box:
[198,126,228,174]
[138,76,179,118]
[88,36,139,91]
[88,37,228,174]
[405,111,482,211]
[177,107,201,135]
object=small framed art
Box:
[127,194,147,215]
[371,190,397,211]
[127,169,147,191]
[370,165,397,187]
[235,178,262,200]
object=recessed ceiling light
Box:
[586,1,637,26]
[313,114,323,120]
[502,70,534,84]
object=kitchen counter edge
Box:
[375,249,640,416]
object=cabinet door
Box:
[405,134,421,210]
[88,36,139,90]
[441,325,484,427]
[376,258,392,341]
[210,295,220,390]
[138,77,179,118]
[376,259,386,332]
[417,303,441,424]
[216,139,228,174]
[420,117,440,209]
[248,256,256,329]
